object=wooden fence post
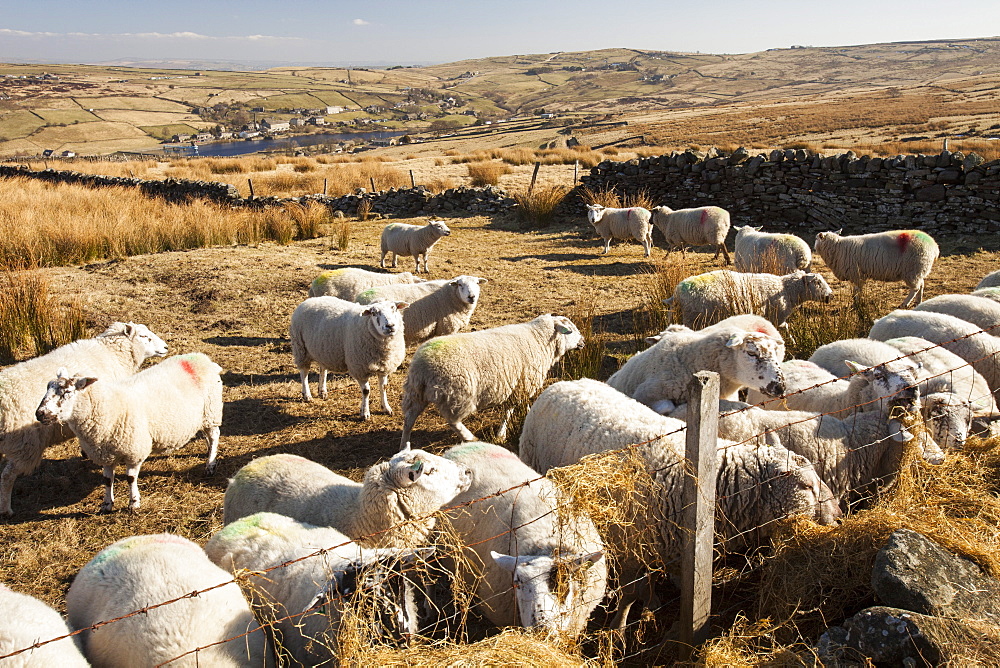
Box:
[369,176,376,192]
[573,159,578,184]
[247,178,254,199]
[323,178,328,195]
[679,370,720,661]
[528,161,540,195]
[409,169,416,188]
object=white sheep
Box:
[399,314,584,447]
[0,321,168,515]
[584,204,653,257]
[869,309,1000,395]
[206,512,431,664]
[976,270,1000,290]
[0,583,89,667]
[380,219,451,273]
[519,379,841,620]
[914,293,1000,335]
[733,225,812,274]
[814,229,939,308]
[441,442,606,637]
[308,267,423,300]
[664,269,832,329]
[35,352,224,512]
[222,449,472,548]
[607,314,787,415]
[66,533,270,667]
[290,296,408,419]
[971,287,1000,304]
[649,204,732,263]
[670,399,944,504]
[356,275,487,347]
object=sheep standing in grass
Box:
[380,219,451,273]
[356,275,487,346]
[400,314,583,447]
[66,534,270,667]
[0,321,168,515]
[650,204,731,263]
[442,442,606,637]
[35,352,224,512]
[585,204,653,257]
[607,314,786,414]
[223,450,472,548]
[308,267,423,300]
[814,229,939,308]
[290,297,408,419]
[0,583,89,667]
[206,512,432,663]
[733,226,811,274]
[977,270,1000,290]
[914,294,1000,335]
[664,269,832,329]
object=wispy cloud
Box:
[0,28,303,42]
[352,19,370,26]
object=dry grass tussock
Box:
[512,185,570,229]
[577,185,655,210]
[0,261,87,363]
[466,161,513,187]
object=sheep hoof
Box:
[99,503,114,513]
[318,391,328,400]
[205,462,217,476]
[128,502,140,512]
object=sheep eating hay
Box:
[380,219,451,273]
[308,267,423,300]
[650,204,731,263]
[584,204,653,257]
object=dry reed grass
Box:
[466,161,513,187]
[352,629,588,667]
[512,185,570,228]
[0,262,87,363]
[356,199,373,222]
[577,185,655,210]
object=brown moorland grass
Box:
[466,160,513,186]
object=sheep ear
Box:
[405,459,425,483]
[56,367,70,379]
[834,228,843,235]
[644,335,662,345]
[491,551,518,573]
[567,551,604,566]
[76,377,98,390]
[362,306,377,316]
[844,360,867,374]
[400,441,412,453]
[477,277,488,284]
[754,226,762,231]
[725,332,746,348]
[395,301,409,311]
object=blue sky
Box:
[1,0,998,67]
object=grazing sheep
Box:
[670,399,944,504]
[0,321,168,515]
[814,229,939,308]
[584,204,653,257]
[308,267,423,300]
[869,309,1000,394]
[650,205,731,263]
[914,294,1000,335]
[664,269,832,329]
[356,275,488,346]
[977,270,1000,290]
[290,297,408,419]
[441,442,606,637]
[400,314,584,447]
[206,512,432,664]
[35,353,224,512]
[520,379,840,619]
[972,287,1000,304]
[746,359,850,411]
[733,226,812,274]
[0,583,89,667]
[607,314,787,415]
[223,450,472,548]
[380,219,451,273]
[66,534,270,667]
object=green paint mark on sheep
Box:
[418,338,451,358]
[358,288,378,303]
[677,272,716,295]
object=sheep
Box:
[914,293,1000,335]
[976,270,1000,290]
[0,583,89,667]
[380,219,451,273]
[669,399,945,504]
[649,204,731,263]
[519,379,841,620]
[356,275,488,347]
[308,267,423,300]
[223,449,472,548]
[733,225,812,274]
[441,442,606,637]
[400,314,584,447]
[35,352,224,512]
[971,287,1000,304]
[290,296,408,420]
[813,229,939,308]
[206,512,432,664]
[607,314,787,415]
[869,309,1000,395]
[584,204,653,257]
[66,533,270,667]
[0,321,168,516]
[664,269,832,329]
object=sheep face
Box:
[552,316,585,354]
[428,220,451,237]
[450,275,488,306]
[386,449,472,509]
[362,301,408,338]
[925,393,972,450]
[763,452,842,529]
[844,359,922,441]
[813,229,843,251]
[491,550,604,632]
[585,204,605,225]
[802,273,833,303]
[725,332,785,397]
[35,368,97,425]
[127,322,169,358]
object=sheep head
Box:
[449,275,488,306]
[725,331,786,397]
[36,367,98,425]
[362,300,408,338]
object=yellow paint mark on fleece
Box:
[677,272,717,295]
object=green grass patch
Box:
[32,109,100,124]
[259,93,328,110]
[140,123,200,141]
[0,110,45,139]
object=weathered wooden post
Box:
[410,169,416,188]
[528,161,541,195]
[247,178,254,199]
[574,159,579,184]
[323,178,328,195]
[369,176,376,192]
[679,370,720,661]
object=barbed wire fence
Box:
[1,326,998,665]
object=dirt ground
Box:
[2,210,999,649]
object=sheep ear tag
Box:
[555,322,574,335]
[725,332,746,348]
[407,459,424,483]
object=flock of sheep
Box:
[1,207,999,665]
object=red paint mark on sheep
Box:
[700,208,708,225]
[180,359,198,381]
[896,231,912,253]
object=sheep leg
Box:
[379,374,393,415]
[601,238,611,254]
[391,253,398,268]
[359,379,372,420]
[719,244,732,265]
[100,466,116,512]
[495,406,516,441]
[450,420,477,441]
[380,251,388,269]
[400,400,427,450]
[125,463,143,511]
[298,368,313,401]
[0,459,25,515]
[204,426,220,475]
[642,234,652,258]
[900,281,922,309]
[318,369,329,399]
